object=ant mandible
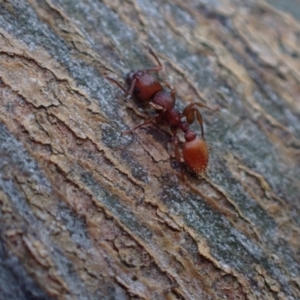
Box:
[106,48,210,178]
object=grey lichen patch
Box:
[119,146,150,184]
[51,0,137,70]
[0,1,119,120]
[0,235,54,300]
[101,123,134,150]
[227,119,299,203]
[166,190,252,268]
[209,156,278,237]
[0,123,51,191]
[79,170,152,240]
[56,201,92,250]
[0,178,92,299]
[164,3,197,29]
[267,0,300,21]
[206,80,300,207]
[253,85,300,139]
[160,181,297,297]
[102,125,149,184]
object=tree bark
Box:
[0,0,300,299]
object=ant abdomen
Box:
[183,136,209,175]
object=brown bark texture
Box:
[0,0,300,299]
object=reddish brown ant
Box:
[106,48,210,177]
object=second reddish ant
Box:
[106,48,210,178]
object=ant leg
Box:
[122,114,159,135]
[182,103,210,121]
[170,133,186,181]
[123,102,165,134]
[105,76,127,93]
[126,78,137,97]
[182,102,209,139]
[163,81,176,103]
[149,102,166,112]
[170,127,181,161]
[194,108,205,139]
[106,76,136,98]
[142,48,163,73]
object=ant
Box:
[106,48,210,178]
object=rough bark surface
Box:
[0,0,300,299]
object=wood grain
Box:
[0,0,300,299]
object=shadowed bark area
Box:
[0,0,300,299]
